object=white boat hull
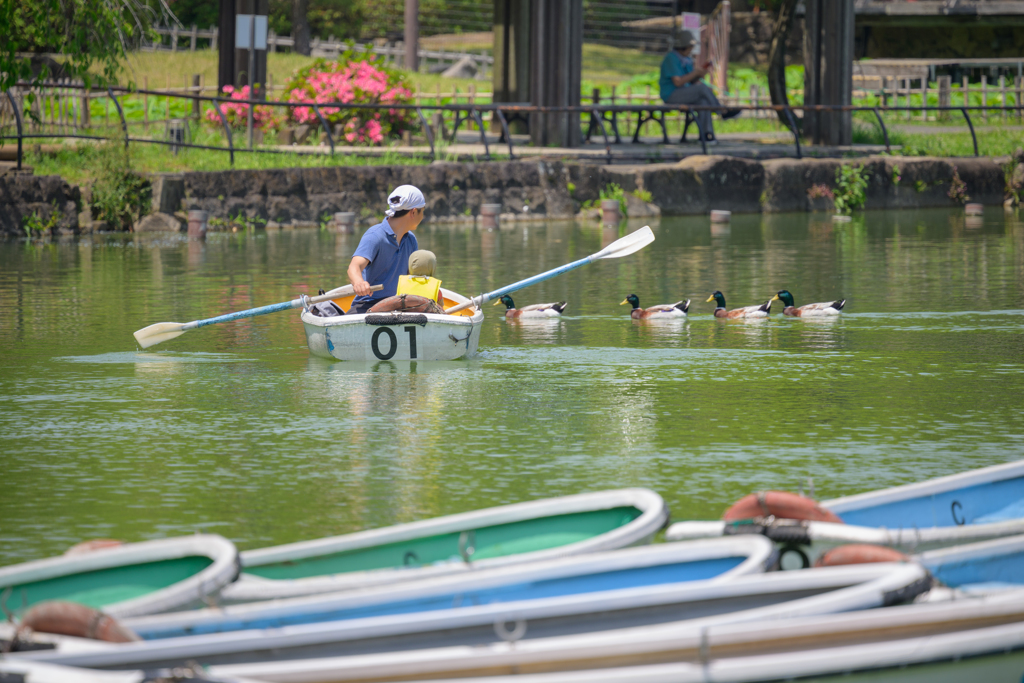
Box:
[202,581,1024,683]
[302,288,484,361]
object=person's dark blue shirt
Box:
[351,218,419,310]
[660,50,694,102]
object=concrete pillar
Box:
[803,0,853,146]
[493,0,583,146]
[528,0,583,148]
[234,0,268,90]
[218,0,236,92]
[405,0,419,72]
[493,0,532,129]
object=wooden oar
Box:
[445,225,656,314]
[133,284,383,349]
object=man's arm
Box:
[672,66,707,87]
[348,256,373,296]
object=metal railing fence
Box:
[3,82,1022,171]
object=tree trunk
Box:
[292,0,310,56]
[767,0,799,128]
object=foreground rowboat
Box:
[219,488,668,602]
[340,619,1024,683]
[6,545,931,670]
[302,288,483,361]
[169,562,928,680]
[0,660,262,683]
[667,460,1024,560]
[0,535,238,618]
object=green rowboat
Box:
[0,535,238,618]
[220,489,668,602]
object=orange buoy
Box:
[723,491,843,524]
[19,601,140,642]
[64,539,122,556]
[815,544,911,567]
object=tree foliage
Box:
[0,0,171,91]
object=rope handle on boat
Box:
[458,530,476,564]
[494,618,527,643]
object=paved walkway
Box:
[268,130,890,163]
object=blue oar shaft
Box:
[186,299,301,331]
[481,255,593,304]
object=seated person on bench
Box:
[659,30,739,145]
[395,249,444,307]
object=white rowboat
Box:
[302,288,483,361]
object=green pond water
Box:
[2,208,1023,566]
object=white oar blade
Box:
[594,225,655,260]
[133,322,187,349]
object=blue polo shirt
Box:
[659,51,693,102]
[351,218,419,310]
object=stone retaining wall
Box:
[1,155,1017,237]
[177,161,577,226]
[594,156,1009,215]
[0,174,80,236]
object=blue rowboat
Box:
[667,460,1024,561]
[126,536,776,639]
[917,533,1024,595]
[3,546,932,671]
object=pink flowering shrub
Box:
[284,50,415,145]
[205,85,283,132]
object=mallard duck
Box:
[620,294,689,319]
[494,295,568,318]
[772,290,846,317]
[707,291,771,318]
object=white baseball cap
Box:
[386,185,426,217]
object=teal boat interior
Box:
[244,507,644,580]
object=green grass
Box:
[112,50,484,99]
[26,133,431,186]
[851,112,1024,157]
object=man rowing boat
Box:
[347,185,426,313]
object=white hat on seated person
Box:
[386,185,426,217]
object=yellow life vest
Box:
[396,275,442,301]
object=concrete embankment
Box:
[2,154,1018,236]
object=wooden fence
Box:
[142,25,493,80]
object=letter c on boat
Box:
[951,500,965,526]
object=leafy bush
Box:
[807,184,834,201]
[205,85,281,132]
[22,203,60,237]
[632,188,653,204]
[833,164,868,215]
[90,144,152,230]
[600,182,627,215]
[948,165,969,204]
[284,50,415,144]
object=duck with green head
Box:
[706,291,771,318]
[620,294,689,319]
[494,295,568,319]
[772,290,845,317]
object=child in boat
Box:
[395,249,444,307]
